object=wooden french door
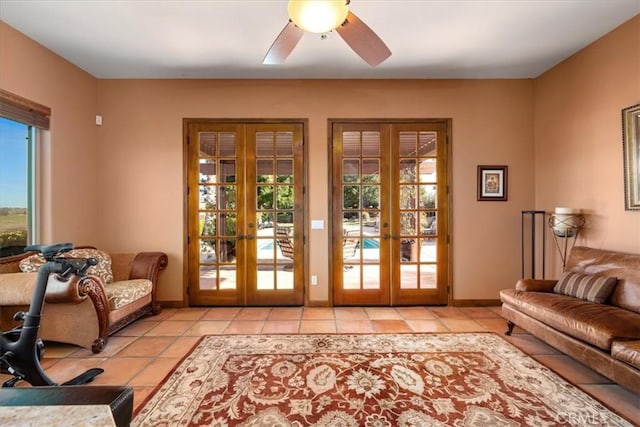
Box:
[186,121,305,306]
[331,121,450,306]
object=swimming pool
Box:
[259,238,380,250]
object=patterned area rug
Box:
[133,333,631,426]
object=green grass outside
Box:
[0,214,27,233]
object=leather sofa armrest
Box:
[129,252,168,314]
[515,278,557,292]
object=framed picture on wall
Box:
[477,165,508,201]
[622,103,640,211]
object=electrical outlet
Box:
[311,275,318,285]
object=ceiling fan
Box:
[263,0,392,67]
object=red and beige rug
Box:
[133,333,631,426]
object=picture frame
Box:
[477,165,508,201]
[622,103,640,211]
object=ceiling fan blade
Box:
[263,21,304,65]
[335,11,391,67]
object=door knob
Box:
[246,234,255,240]
[237,234,245,240]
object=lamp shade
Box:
[288,0,349,34]
[552,207,581,237]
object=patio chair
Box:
[343,231,360,270]
[276,227,294,261]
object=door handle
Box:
[237,234,245,240]
[391,234,400,240]
[246,234,255,240]
[382,234,390,240]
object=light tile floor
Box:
[2,306,638,423]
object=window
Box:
[0,90,50,257]
[0,117,34,256]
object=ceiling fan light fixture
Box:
[287,0,349,34]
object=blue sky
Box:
[0,117,29,208]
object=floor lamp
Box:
[548,207,585,269]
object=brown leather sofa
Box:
[0,249,168,353]
[500,246,640,394]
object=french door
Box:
[185,121,305,306]
[331,121,450,306]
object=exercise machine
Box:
[0,243,104,387]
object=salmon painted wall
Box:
[534,16,640,278]
[2,19,538,304]
[95,79,534,302]
[0,22,99,246]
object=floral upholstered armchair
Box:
[0,247,168,353]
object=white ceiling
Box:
[1,0,638,79]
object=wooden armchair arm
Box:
[128,252,168,314]
[76,275,110,353]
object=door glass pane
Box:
[199,185,217,209]
[219,133,236,156]
[257,160,274,182]
[220,160,235,183]
[199,265,217,289]
[343,159,359,182]
[219,213,236,236]
[257,186,274,209]
[277,186,294,209]
[420,212,437,236]
[199,160,216,183]
[420,264,437,288]
[200,239,216,262]
[400,239,418,263]
[343,132,360,156]
[419,159,436,182]
[420,238,437,262]
[362,186,379,210]
[400,264,418,289]
[258,213,275,234]
[363,265,380,289]
[199,132,216,156]
[400,212,417,235]
[362,132,380,156]
[219,186,236,209]
[199,213,216,236]
[418,132,437,156]
[257,266,275,290]
[275,132,294,156]
[362,238,379,263]
[362,159,380,182]
[276,160,293,183]
[218,239,237,263]
[343,186,360,209]
[399,159,417,182]
[399,185,417,209]
[343,266,361,289]
[399,132,417,156]
[419,186,437,208]
[256,132,274,156]
[276,268,294,289]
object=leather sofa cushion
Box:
[500,289,640,350]
[611,340,640,369]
